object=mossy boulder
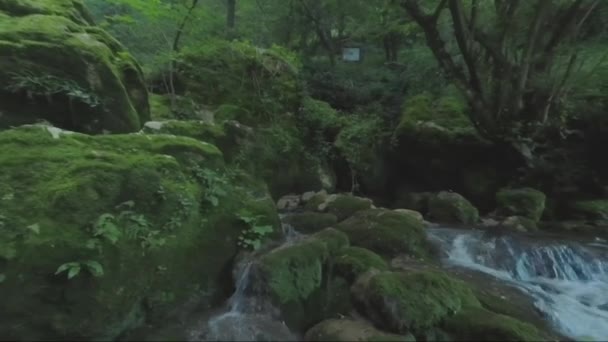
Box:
[283,212,338,234]
[568,200,608,221]
[335,209,429,258]
[442,307,546,341]
[0,0,93,25]
[393,192,433,215]
[0,0,149,133]
[428,191,479,225]
[496,188,546,222]
[352,270,480,337]
[312,194,374,221]
[0,125,280,340]
[177,40,302,125]
[305,319,415,342]
[501,216,538,232]
[254,228,350,331]
[334,247,388,282]
[393,93,480,150]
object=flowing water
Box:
[189,221,303,341]
[428,227,608,341]
[185,217,608,341]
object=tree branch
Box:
[449,0,482,93]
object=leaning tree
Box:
[401,0,603,163]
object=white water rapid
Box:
[428,227,608,341]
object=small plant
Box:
[5,72,101,108]
[55,260,104,279]
[236,209,274,251]
[191,165,229,207]
[92,213,122,244]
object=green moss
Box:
[354,271,480,336]
[214,104,252,124]
[325,194,374,221]
[0,2,149,133]
[502,216,538,232]
[394,93,478,147]
[149,94,173,120]
[0,0,93,25]
[142,120,226,145]
[569,200,608,221]
[258,239,328,305]
[334,247,388,282]
[335,209,429,259]
[282,212,338,234]
[443,307,546,341]
[177,39,302,124]
[305,319,415,342]
[0,125,279,340]
[428,191,479,225]
[496,188,546,222]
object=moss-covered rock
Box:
[0,125,280,340]
[352,270,480,337]
[568,200,608,221]
[316,194,374,221]
[335,209,429,258]
[254,228,350,331]
[0,0,93,25]
[496,188,546,222]
[283,212,338,234]
[305,319,415,342]
[501,216,538,232]
[428,191,479,225]
[177,40,302,125]
[393,93,479,149]
[393,192,433,215]
[334,247,388,282]
[0,1,149,133]
[442,307,546,341]
[393,209,424,223]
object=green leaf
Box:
[252,225,273,235]
[0,274,5,283]
[27,223,40,234]
[55,262,78,275]
[84,260,104,277]
[67,266,81,279]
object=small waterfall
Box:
[189,220,301,341]
[429,228,608,341]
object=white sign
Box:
[342,47,361,62]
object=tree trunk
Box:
[227,0,236,33]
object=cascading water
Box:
[428,227,608,341]
[189,221,303,342]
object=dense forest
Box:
[0,0,607,341]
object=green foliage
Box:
[55,260,104,279]
[190,165,230,207]
[335,113,387,175]
[177,39,302,123]
[4,72,101,108]
[236,209,274,251]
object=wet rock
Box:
[501,216,538,233]
[305,318,414,342]
[307,193,374,221]
[428,191,479,225]
[496,188,546,222]
[277,195,301,211]
[282,212,338,234]
[393,209,424,223]
[351,270,480,336]
[334,247,388,282]
[301,191,317,203]
[335,209,429,258]
[443,307,546,341]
